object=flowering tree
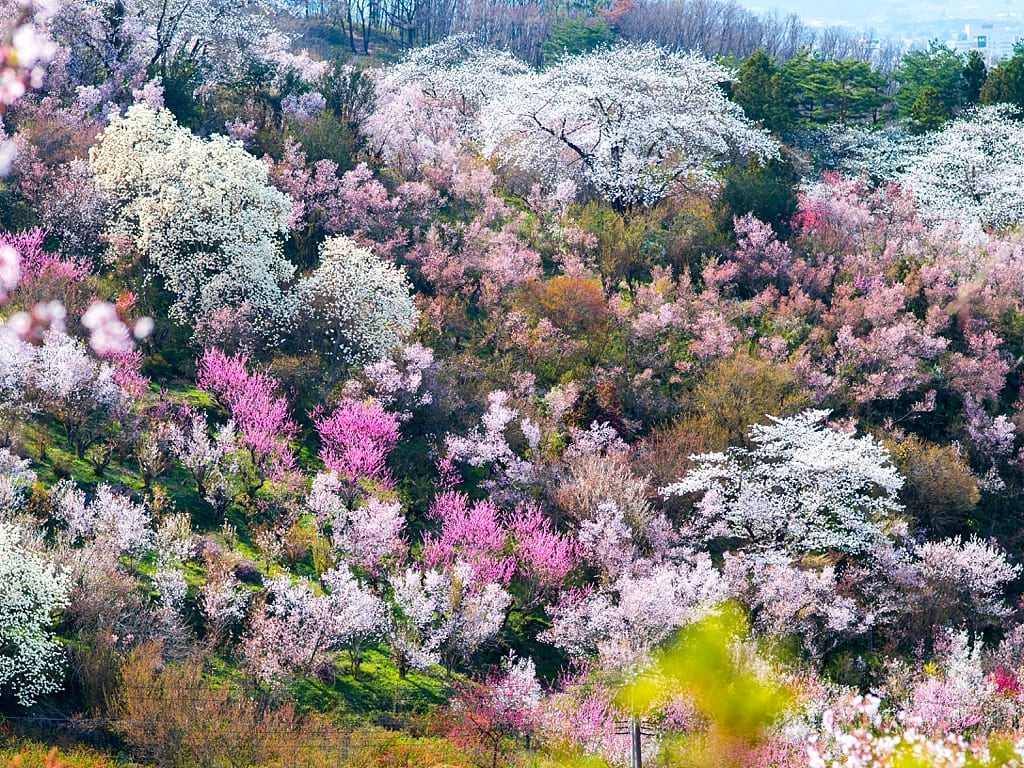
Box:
[197,348,297,498]
[896,105,1024,230]
[445,390,537,498]
[541,557,725,673]
[364,35,528,178]
[0,448,34,518]
[50,480,153,558]
[199,560,250,646]
[0,522,71,706]
[0,229,91,319]
[478,43,778,207]
[306,472,407,575]
[170,407,237,517]
[388,563,510,676]
[387,566,456,676]
[447,653,543,768]
[361,343,435,421]
[422,491,516,586]
[243,569,386,683]
[292,236,418,364]
[22,331,129,458]
[662,410,904,556]
[912,536,1020,640]
[0,0,57,173]
[724,552,869,660]
[89,105,296,342]
[314,398,400,485]
[128,0,277,83]
[509,504,577,601]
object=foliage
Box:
[895,42,967,124]
[781,51,887,125]
[979,42,1024,109]
[887,435,980,537]
[542,17,616,64]
[730,48,796,134]
[962,50,988,106]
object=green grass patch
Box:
[293,647,450,718]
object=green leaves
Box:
[780,51,886,125]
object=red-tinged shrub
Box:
[522,275,609,337]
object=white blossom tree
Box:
[89,105,296,342]
[0,448,34,518]
[724,551,870,660]
[124,0,279,83]
[540,556,725,673]
[243,570,387,684]
[478,43,778,207]
[50,480,154,558]
[22,331,128,459]
[293,235,417,364]
[913,536,1021,639]
[388,562,510,676]
[364,35,528,176]
[306,472,407,574]
[388,566,455,676]
[897,105,1024,230]
[0,522,71,706]
[170,409,237,517]
[662,409,904,556]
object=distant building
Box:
[951,21,1024,64]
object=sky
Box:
[743,0,1022,30]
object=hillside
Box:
[3,2,1024,767]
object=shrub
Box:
[886,435,980,537]
[112,643,306,768]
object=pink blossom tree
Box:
[314,398,400,486]
[197,348,297,501]
[509,503,577,602]
[422,491,515,586]
[447,653,544,768]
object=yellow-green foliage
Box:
[886,434,979,536]
[685,351,811,451]
[0,742,115,768]
[624,603,792,738]
[338,730,476,768]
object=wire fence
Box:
[0,703,440,767]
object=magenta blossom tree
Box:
[422,491,515,586]
[197,349,297,499]
[315,397,400,486]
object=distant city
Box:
[745,0,1024,61]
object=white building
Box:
[951,21,1024,64]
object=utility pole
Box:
[629,714,643,768]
